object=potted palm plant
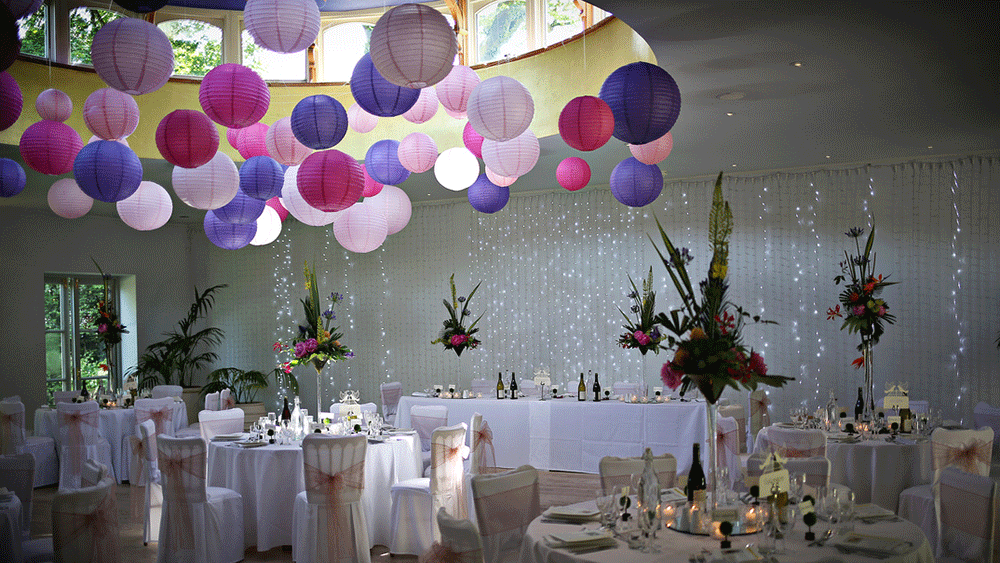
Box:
[201,367,299,430]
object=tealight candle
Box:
[662,504,676,525]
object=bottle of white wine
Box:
[577,373,587,401]
[496,372,505,400]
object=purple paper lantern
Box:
[73,140,143,203]
[19,120,83,175]
[5,0,44,20]
[239,155,284,200]
[350,53,419,118]
[1,4,22,73]
[0,157,26,197]
[204,210,256,250]
[244,0,320,54]
[599,61,681,145]
[213,187,266,224]
[369,3,456,89]
[90,18,174,95]
[609,157,663,208]
[296,149,364,213]
[290,94,348,150]
[111,0,169,14]
[365,139,410,186]
[155,109,220,168]
[199,64,270,129]
[467,174,510,214]
[0,71,22,132]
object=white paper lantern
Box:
[83,88,139,140]
[117,180,172,231]
[369,3,456,89]
[347,103,378,133]
[367,184,411,235]
[481,129,539,178]
[485,166,517,187]
[397,132,438,173]
[265,116,313,166]
[47,178,93,219]
[279,165,340,226]
[90,18,174,95]
[171,151,239,210]
[435,65,480,113]
[243,0,320,54]
[250,205,282,245]
[434,147,479,191]
[402,87,439,124]
[466,76,534,141]
[334,200,388,253]
[35,89,72,122]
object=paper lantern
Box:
[204,210,256,250]
[236,122,269,159]
[226,127,240,150]
[485,166,516,187]
[557,157,590,191]
[0,3,20,73]
[347,103,378,133]
[155,109,219,168]
[334,200,388,253]
[117,180,172,230]
[610,157,663,208]
[296,150,364,212]
[112,0,168,14]
[19,120,83,175]
[0,157,25,197]
[629,131,674,165]
[361,164,383,198]
[365,139,410,186]
[250,205,281,245]
[266,117,313,166]
[83,88,139,140]
[73,140,143,203]
[462,121,484,158]
[5,0,43,20]
[171,151,239,210]
[436,65,479,114]
[213,187,265,224]
[370,3,456,89]
[481,129,539,178]
[47,178,93,219]
[35,89,72,122]
[290,94,348,150]
[88,135,129,147]
[0,71,22,131]
[467,174,509,214]
[599,61,682,145]
[467,76,534,142]
[398,132,437,173]
[434,147,479,191]
[350,53,419,118]
[443,107,466,120]
[199,63,270,128]
[559,95,614,152]
[280,166,340,226]
[91,18,174,95]
[368,184,411,235]
[402,87,439,124]
[266,196,288,221]
[243,0,320,54]
[239,155,284,200]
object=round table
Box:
[207,431,421,551]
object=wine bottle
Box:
[496,372,505,400]
[899,407,911,433]
[686,443,706,504]
[854,387,864,421]
[509,373,518,399]
[291,396,302,436]
[578,373,587,401]
[281,397,292,422]
[592,372,601,402]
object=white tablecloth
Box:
[0,494,23,563]
[396,396,708,473]
[207,431,421,551]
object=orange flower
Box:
[826,305,842,320]
[690,327,707,340]
[673,348,689,367]
[851,356,865,369]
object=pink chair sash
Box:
[716,424,739,466]
[0,410,25,454]
[128,433,157,518]
[304,459,365,563]
[433,441,467,518]
[59,409,100,477]
[933,439,992,476]
[476,481,539,537]
[421,542,482,563]
[52,490,120,563]
[750,393,771,428]
[159,449,204,551]
[138,407,173,437]
[771,444,825,458]
[473,421,498,474]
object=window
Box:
[241,29,307,81]
[69,7,125,65]
[476,1,528,63]
[321,22,372,82]
[545,0,581,46]
[158,18,222,77]
[18,3,47,58]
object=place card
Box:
[799,499,814,514]
[433,385,443,395]
[758,468,789,496]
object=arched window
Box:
[18,3,48,59]
[321,22,372,82]
[69,6,125,65]
[157,19,222,77]
[475,0,528,63]
[241,29,307,82]
[545,0,582,46]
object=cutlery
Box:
[809,528,834,546]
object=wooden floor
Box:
[28,470,599,562]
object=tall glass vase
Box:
[705,401,719,513]
[861,341,875,422]
[312,358,328,416]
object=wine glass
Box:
[595,489,617,529]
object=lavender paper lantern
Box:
[35,89,72,122]
[467,174,509,214]
[350,53,419,118]
[0,71,22,131]
[239,155,284,200]
[398,132,437,173]
[280,166,340,226]
[481,129,539,178]
[73,140,143,203]
[213,187,266,224]
[199,64,270,129]
[557,157,590,191]
[117,180,172,230]
[436,65,479,114]
[204,210,256,250]
[347,103,378,133]
[629,131,674,165]
[361,164,383,198]
[462,121,484,158]
[558,95,614,152]
[83,88,139,140]
[19,120,83,175]
[47,178,93,218]
[0,157,25,197]
[467,76,534,142]
[250,205,282,246]
[599,61,682,145]
[296,149,364,213]
[91,18,174,95]
[155,109,219,168]
[334,200,388,253]
[4,0,43,20]
[266,117,312,166]
[610,157,663,208]
[365,139,410,186]
[368,184,411,235]
[171,151,239,210]
[266,196,288,221]
[434,147,479,191]
[236,122,269,159]
[290,94,348,150]
[485,166,516,187]
[244,0,320,54]
[112,0,169,14]
[369,3,456,89]
[402,87,439,124]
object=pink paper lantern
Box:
[402,87,439,124]
[279,166,340,226]
[557,157,591,191]
[481,129,539,178]
[265,117,312,166]
[47,178,93,219]
[361,164,383,198]
[398,132,438,173]
[90,18,174,95]
[155,109,220,168]
[629,131,674,165]
[199,63,270,129]
[558,95,614,152]
[296,149,364,213]
[236,122,270,159]
[19,120,83,175]
[226,127,240,150]
[0,71,23,132]
[171,151,239,210]
[88,135,129,147]
[436,65,480,113]
[443,106,467,120]
[462,121,484,158]
[117,180,172,231]
[485,166,517,187]
[243,0,320,54]
[347,103,378,133]
[83,88,139,140]
[35,89,72,122]
[467,76,534,141]
[334,200,388,253]
[367,184,411,235]
[369,3,456,89]
[266,196,288,221]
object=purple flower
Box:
[650,327,661,340]
[345,352,355,358]
[294,342,308,358]
[630,305,640,313]
[628,291,639,299]
[458,296,466,302]
[303,338,318,354]
[845,227,865,238]
[322,309,335,320]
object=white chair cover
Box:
[469,413,498,476]
[937,466,999,562]
[197,408,245,443]
[0,453,33,539]
[0,399,26,455]
[411,405,448,474]
[716,415,742,488]
[80,459,107,488]
[599,453,677,493]
[422,507,485,563]
[469,379,493,398]
[203,392,221,412]
[1,399,58,488]
[744,451,831,492]
[974,401,1000,461]
[219,389,235,410]
[53,391,78,404]
[291,434,370,563]
[151,386,182,400]
[51,475,121,563]
[612,381,643,399]
[718,403,748,453]
[517,380,538,398]
[756,426,827,458]
[381,382,404,425]
[328,402,378,423]
[130,419,162,545]
[136,398,176,438]
[156,435,243,563]
[748,390,771,448]
[56,401,114,489]
[471,465,540,563]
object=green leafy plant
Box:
[201,367,298,405]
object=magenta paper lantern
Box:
[610,157,663,208]
[467,76,534,142]
[5,0,43,20]
[599,61,682,145]
[199,64,270,128]
[47,178,93,219]
[367,184,411,235]
[370,3,456,88]
[365,139,410,186]
[334,200,388,253]
[35,89,72,122]
[361,164,383,198]
[467,173,509,214]
[83,88,139,140]
[485,166,516,187]
[266,117,312,166]
[280,166,340,226]
[347,103,378,133]
[296,149,364,213]
[462,121,484,158]
[91,18,174,95]
[481,129,539,178]
[350,53,419,118]
[239,155,284,200]
[155,109,220,168]
[558,95,614,152]
[434,147,479,191]
[213,187,265,224]
[19,120,83,175]
[204,210,256,250]
[0,157,26,197]
[226,127,240,150]
[73,140,143,203]
[117,180,172,230]
[398,132,437,174]
[171,151,239,210]
[436,65,479,114]
[249,205,282,245]
[402,87,439,124]
[0,71,22,132]
[243,0,320,54]
[266,196,288,221]
[629,131,674,165]
[557,157,591,191]
[236,122,269,160]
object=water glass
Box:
[838,490,856,534]
[595,490,617,529]
[267,412,276,424]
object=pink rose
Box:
[294,342,308,358]
[634,330,651,346]
[749,351,767,376]
[304,338,318,353]
[450,334,469,347]
[97,324,108,334]
[661,363,683,390]
[876,305,886,317]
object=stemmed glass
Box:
[595,489,617,530]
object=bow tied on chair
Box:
[716,424,739,465]
[0,410,24,454]
[59,409,100,476]
[52,490,121,563]
[751,393,771,426]
[304,459,365,563]
[128,435,147,517]
[474,421,498,473]
[421,541,482,563]
[140,408,172,437]
[159,450,205,551]
[934,439,992,476]
[432,441,470,518]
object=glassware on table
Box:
[595,490,617,530]
[637,503,660,553]
[837,490,856,535]
[267,412,276,425]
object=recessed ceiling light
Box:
[826,155,831,159]
[725,112,734,116]
[791,61,804,67]
[731,164,737,167]
[717,92,745,101]
[927,145,933,149]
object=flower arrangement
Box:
[91,259,127,347]
[617,267,666,355]
[274,261,353,375]
[431,274,484,357]
[653,173,792,403]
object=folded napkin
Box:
[411,392,429,397]
[853,503,895,520]
[833,533,910,558]
[660,487,687,504]
[211,433,244,441]
[545,530,617,553]
[543,505,600,522]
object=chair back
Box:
[760,426,826,458]
[748,390,771,443]
[716,415,741,487]
[470,413,498,475]
[0,453,34,536]
[429,507,485,563]
[517,379,538,398]
[380,381,403,421]
[599,453,677,493]
[56,401,101,448]
[411,405,448,452]
[301,434,368,563]
[938,466,999,562]
[0,399,27,455]
[471,465,540,563]
[431,423,469,520]
[931,427,994,477]
[157,435,207,505]
[197,408,245,442]
[151,385,182,400]
[52,476,120,563]
[135,397,175,437]
[220,388,235,410]
[53,390,78,404]
[203,391,221,412]
[744,451,830,490]
[612,381,643,399]
[130,419,158,486]
[329,402,377,423]
[718,403,747,453]
[469,379,493,397]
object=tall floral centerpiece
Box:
[826,224,896,422]
[92,259,127,392]
[431,274,484,357]
[274,261,353,415]
[618,267,666,355]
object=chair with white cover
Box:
[0,453,34,540]
[718,403,748,453]
[745,451,832,495]
[219,389,235,410]
[471,465,541,563]
[389,423,469,555]
[328,402,378,424]
[380,382,403,426]
[599,453,677,493]
[203,392,221,412]
[197,408,245,443]
[50,475,121,563]
[755,426,827,458]
[410,405,448,474]
[56,401,114,489]
[53,391,78,404]
[517,379,538,398]
[469,379,493,398]
[748,390,771,450]
[715,415,742,489]
[130,419,162,545]
[0,397,58,487]
[974,401,1000,464]
[136,398,176,438]
[422,507,485,563]
[156,435,243,563]
[612,381,643,399]
[469,413,498,476]
[291,434,370,563]
[151,385,182,400]
[936,466,999,562]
